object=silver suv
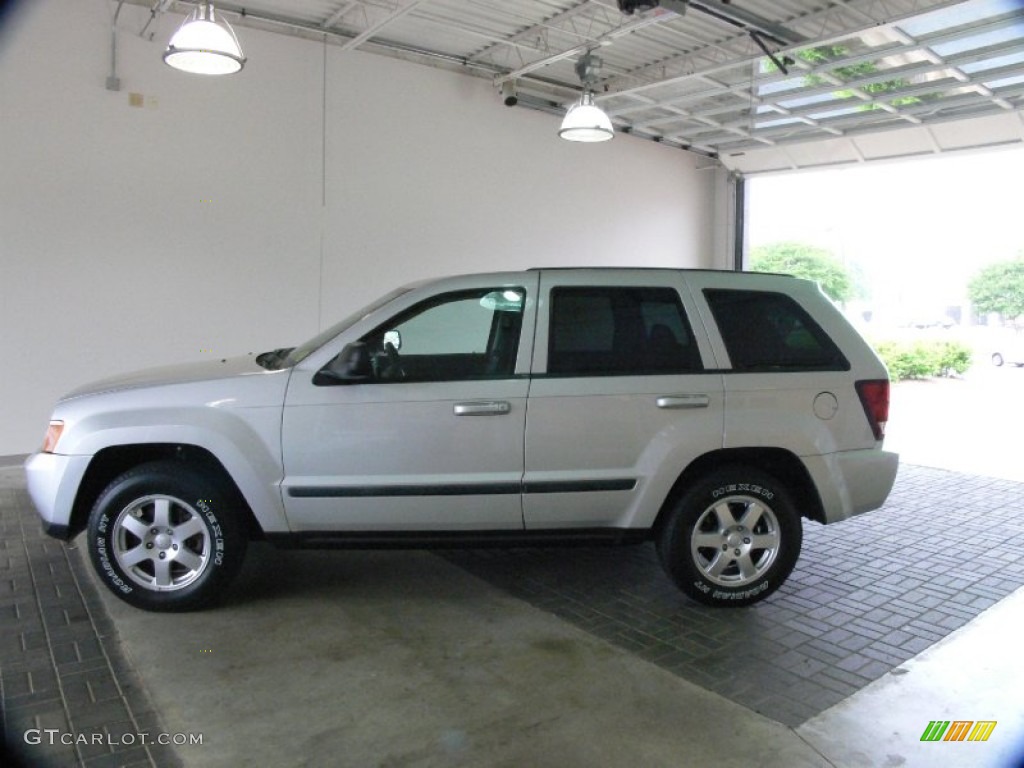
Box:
[26,269,897,611]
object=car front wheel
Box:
[87,461,247,612]
[657,467,801,607]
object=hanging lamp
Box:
[164,1,245,75]
[560,52,613,142]
[559,91,614,142]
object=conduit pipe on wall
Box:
[107,0,125,91]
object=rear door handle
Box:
[656,394,710,410]
[454,401,512,416]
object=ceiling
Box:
[125,0,1024,172]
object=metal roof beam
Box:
[468,1,595,66]
[322,1,358,30]
[339,0,430,52]
[494,5,685,84]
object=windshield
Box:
[282,286,413,367]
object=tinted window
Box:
[704,289,848,371]
[548,287,701,375]
[358,288,525,382]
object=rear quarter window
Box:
[704,288,849,371]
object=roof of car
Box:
[526,267,797,278]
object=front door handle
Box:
[656,394,710,410]
[454,401,512,416]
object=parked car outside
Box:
[991,332,1024,366]
[25,268,897,611]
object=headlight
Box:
[42,421,64,453]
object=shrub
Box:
[935,340,972,377]
[871,339,972,382]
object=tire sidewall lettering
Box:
[196,499,226,566]
[94,515,133,594]
[711,483,773,501]
[695,579,771,601]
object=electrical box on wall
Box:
[126,93,158,109]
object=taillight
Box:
[42,421,64,453]
[855,380,889,441]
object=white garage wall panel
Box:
[0,0,717,456]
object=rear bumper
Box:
[804,448,899,524]
[24,452,91,540]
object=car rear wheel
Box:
[992,353,1004,367]
[87,461,246,612]
[657,467,801,607]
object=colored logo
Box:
[921,721,997,742]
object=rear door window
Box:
[548,287,702,375]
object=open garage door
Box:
[746,145,1024,483]
[719,0,1024,174]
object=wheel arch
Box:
[69,444,263,540]
[653,447,826,535]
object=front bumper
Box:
[24,452,92,540]
[803,448,899,524]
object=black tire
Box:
[87,461,247,612]
[657,467,801,607]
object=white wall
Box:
[0,0,719,455]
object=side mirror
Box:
[313,342,373,385]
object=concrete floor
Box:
[3,457,1024,767]
[801,585,1024,768]
[96,545,831,768]
[97,544,1024,768]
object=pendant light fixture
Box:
[164,1,245,75]
[559,91,614,142]
[559,52,613,142]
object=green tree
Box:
[797,46,923,110]
[765,45,933,110]
[750,241,853,303]
[968,258,1024,322]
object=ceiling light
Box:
[559,91,614,142]
[164,2,245,75]
[560,52,613,142]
